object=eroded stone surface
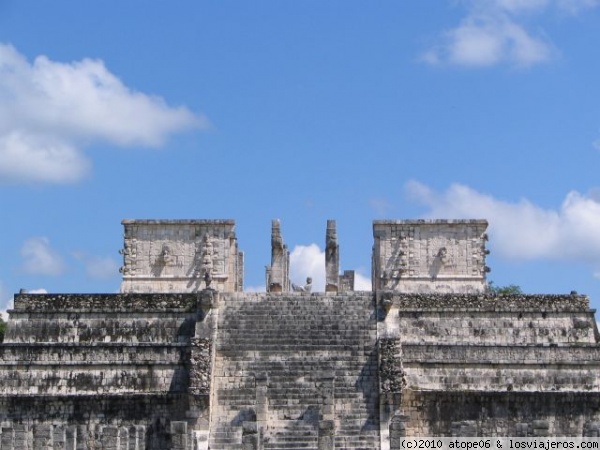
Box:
[2,219,600,448]
[373,220,489,293]
[119,220,243,293]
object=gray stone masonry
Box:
[119,220,243,294]
[377,292,600,441]
[1,291,600,448]
[325,220,340,293]
[211,293,380,450]
[266,220,290,293]
[373,220,489,293]
[0,292,211,449]
[3,214,600,448]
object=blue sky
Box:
[2,0,600,311]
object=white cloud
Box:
[27,288,48,294]
[20,237,65,276]
[407,181,600,267]
[73,252,119,279]
[354,272,372,291]
[289,244,372,292]
[0,131,90,183]
[290,244,326,292]
[421,0,600,68]
[424,11,554,67]
[0,43,206,184]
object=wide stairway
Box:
[209,292,380,450]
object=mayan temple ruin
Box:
[1,218,600,449]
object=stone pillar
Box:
[14,423,28,449]
[53,425,66,449]
[170,422,188,450]
[379,338,406,450]
[65,426,77,450]
[191,289,216,395]
[33,424,53,449]
[2,426,14,448]
[129,425,146,450]
[242,421,262,450]
[237,251,245,292]
[118,427,129,449]
[100,426,118,450]
[192,430,209,450]
[390,414,409,450]
[267,219,289,292]
[317,420,335,450]
[319,371,335,420]
[325,220,340,293]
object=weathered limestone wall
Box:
[377,292,600,441]
[119,220,243,293]
[1,290,600,448]
[0,293,213,449]
[372,220,489,293]
[398,391,600,437]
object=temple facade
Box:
[0,219,599,449]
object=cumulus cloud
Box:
[0,43,205,184]
[27,288,49,294]
[72,252,119,279]
[20,237,65,276]
[289,244,372,292]
[290,244,326,291]
[422,0,598,67]
[407,180,600,267]
[354,272,372,291]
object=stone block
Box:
[33,424,53,450]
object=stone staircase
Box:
[209,292,380,449]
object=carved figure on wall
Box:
[119,239,134,275]
[204,270,213,288]
[292,277,312,293]
[161,245,175,266]
[436,247,448,264]
[200,234,214,287]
